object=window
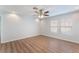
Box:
[50,19,72,35]
[60,20,72,34]
[50,20,58,32]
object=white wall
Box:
[1,13,40,43]
[0,16,1,44]
[1,10,79,44]
[41,11,79,43]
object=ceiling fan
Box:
[33,7,49,19]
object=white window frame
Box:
[50,19,72,35]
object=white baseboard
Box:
[1,34,39,43]
[2,34,79,44]
[42,34,79,44]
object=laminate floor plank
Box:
[1,35,79,53]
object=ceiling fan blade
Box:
[44,14,49,16]
[44,12,49,15]
[44,11,49,13]
[33,7,38,10]
[34,11,39,14]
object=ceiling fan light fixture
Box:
[38,15,44,18]
[33,7,49,19]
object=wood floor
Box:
[1,35,79,53]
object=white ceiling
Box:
[0,5,79,17]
